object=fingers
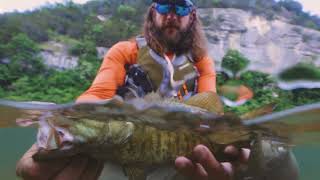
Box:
[175,156,195,177]
[16,144,103,180]
[16,144,71,180]
[222,146,251,178]
[193,145,231,179]
[175,156,208,179]
[221,162,233,176]
[240,148,250,162]
[224,146,250,163]
[194,163,209,179]
[175,145,249,180]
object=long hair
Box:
[143,5,208,62]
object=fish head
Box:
[36,116,76,152]
[34,113,135,160]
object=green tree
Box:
[279,0,303,14]
[116,5,137,20]
[0,65,11,87]
[20,20,49,42]
[6,33,39,56]
[221,49,250,78]
[89,17,139,47]
[212,0,221,7]
[240,71,274,89]
[6,33,45,75]
[278,63,320,81]
[70,40,97,56]
[0,44,6,58]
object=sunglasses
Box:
[155,3,193,17]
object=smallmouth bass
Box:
[1,92,320,179]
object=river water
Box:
[0,127,320,179]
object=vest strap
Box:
[136,36,147,49]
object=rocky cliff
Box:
[38,8,320,74]
[39,41,78,70]
[199,8,320,74]
[39,41,108,70]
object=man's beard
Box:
[153,21,191,54]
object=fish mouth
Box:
[37,119,74,151]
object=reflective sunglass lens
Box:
[155,3,192,16]
[155,4,170,14]
[175,6,191,16]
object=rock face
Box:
[199,8,320,74]
[96,47,109,59]
[38,8,320,74]
[38,42,108,70]
[39,41,78,70]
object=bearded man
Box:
[16,1,249,180]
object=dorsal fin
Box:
[184,92,224,115]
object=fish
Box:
[0,92,319,180]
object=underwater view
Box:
[1,0,320,179]
[1,106,320,180]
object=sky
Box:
[0,0,89,13]
[295,0,320,16]
[0,0,319,16]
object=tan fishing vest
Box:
[135,36,198,100]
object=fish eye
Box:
[57,130,64,137]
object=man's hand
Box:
[16,144,104,180]
[175,145,250,180]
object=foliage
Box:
[219,50,319,116]
[0,0,319,50]
[0,65,11,87]
[0,32,99,103]
[291,89,320,106]
[240,71,275,90]
[6,33,39,56]
[6,73,85,103]
[0,0,319,110]
[116,5,137,20]
[5,52,100,103]
[221,50,249,78]
[225,88,277,115]
[0,44,5,58]
[278,63,320,81]
[216,71,230,86]
[88,17,139,47]
[69,40,97,56]
[278,0,303,14]
[0,33,46,86]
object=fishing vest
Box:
[134,36,198,100]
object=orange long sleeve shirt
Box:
[77,40,216,102]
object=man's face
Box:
[153,5,193,45]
